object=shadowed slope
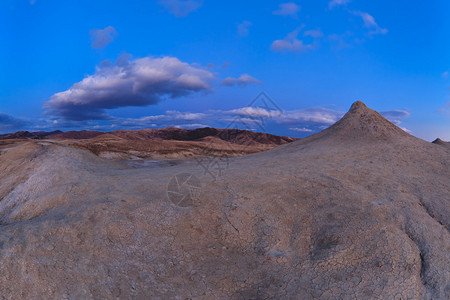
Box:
[433,138,450,148]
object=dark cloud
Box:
[44,55,214,121]
[0,113,28,133]
[90,26,118,49]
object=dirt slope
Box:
[0,101,448,299]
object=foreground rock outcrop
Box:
[0,101,448,299]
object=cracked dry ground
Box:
[0,102,449,299]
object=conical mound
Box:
[432,138,450,147]
[267,100,422,157]
[318,101,410,141]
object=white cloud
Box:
[328,33,352,50]
[358,12,377,27]
[271,27,316,53]
[90,26,118,49]
[380,110,410,125]
[225,106,344,131]
[290,127,313,132]
[44,55,214,121]
[273,3,301,18]
[165,111,207,120]
[34,98,414,136]
[328,0,351,9]
[274,107,344,125]
[206,62,231,70]
[106,105,346,133]
[158,0,203,17]
[400,127,412,134]
[228,107,282,118]
[437,102,450,116]
[220,74,262,87]
[304,29,323,38]
[353,11,388,35]
[174,123,210,129]
[107,111,210,130]
[237,21,252,37]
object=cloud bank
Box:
[105,105,344,133]
[0,113,28,133]
[44,56,214,121]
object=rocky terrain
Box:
[0,101,448,299]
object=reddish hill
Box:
[49,130,105,139]
[0,131,37,140]
[1,128,295,143]
[106,127,296,145]
[71,128,297,159]
[0,127,297,159]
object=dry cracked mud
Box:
[0,101,448,299]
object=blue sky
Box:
[0,0,449,140]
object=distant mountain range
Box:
[0,127,295,144]
[0,130,64,140]
[0,127,297,159]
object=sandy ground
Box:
[0,102,448,299]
